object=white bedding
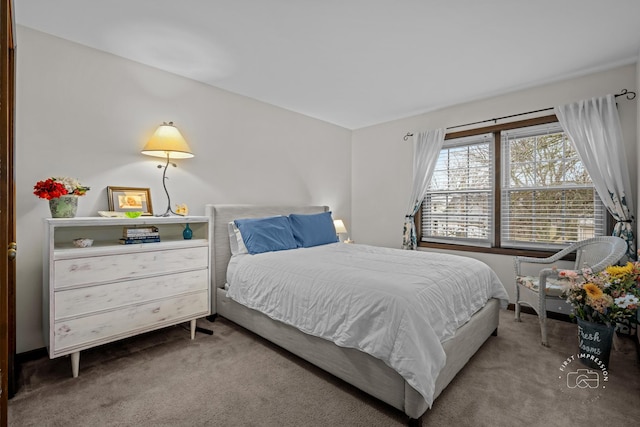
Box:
[225,243,508,407]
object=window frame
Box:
[422,132,495,247]
[416,114,612,258]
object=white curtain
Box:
[555,94,636,259]
[402,128,445,250]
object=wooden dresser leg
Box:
[70,352,80,378]
[190,319,196,340]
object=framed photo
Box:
[107,186,153,216]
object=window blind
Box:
[422,133,493,246]
[500,122,605,249]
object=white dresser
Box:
[42,216,211,377]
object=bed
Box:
[206,204,508,425]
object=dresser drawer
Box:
[53,246,208,289]
[52,290,209,355]
[54,269,208,320]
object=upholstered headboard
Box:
[205,204,329,312]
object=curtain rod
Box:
[403,89,637,141]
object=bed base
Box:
[217,288,500,421]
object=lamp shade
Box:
[141,121,194,159]
[333,219,347,234]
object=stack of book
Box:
[120,226,160,244]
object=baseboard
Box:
[15,347,48,364]
[506,303,573,323]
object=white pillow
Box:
[227,221,248,255]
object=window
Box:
[420,116,606,252]
[423,133,493,247]
[501,122,605,250]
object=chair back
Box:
[573,236,628,273]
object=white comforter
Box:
[226,243,508,407]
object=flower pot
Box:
[49,195,78,218]
[577,317,614,369]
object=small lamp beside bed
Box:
[333,219,351,243]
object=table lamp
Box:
[141,121,193,216]
[333,219,348,242]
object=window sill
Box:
[418,241,577,261]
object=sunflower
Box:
[583,283,603,300]
[605,262,634,280]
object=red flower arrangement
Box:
[33,178,67,200]
[33,177,90,200]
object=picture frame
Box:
[107,186,153,216]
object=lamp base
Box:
[155,154,185,217]
[156,206,185,217]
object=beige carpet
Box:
[8,310,640,427]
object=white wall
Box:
[352,64,638,302]
[15,26,352,353]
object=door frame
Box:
[1,0,16,423]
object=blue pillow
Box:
[288,211,338,248]
[234,216,298,255]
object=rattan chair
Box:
[514,236,627,346]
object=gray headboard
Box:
[205,204,329,312]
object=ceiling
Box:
[14,0,640,130]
